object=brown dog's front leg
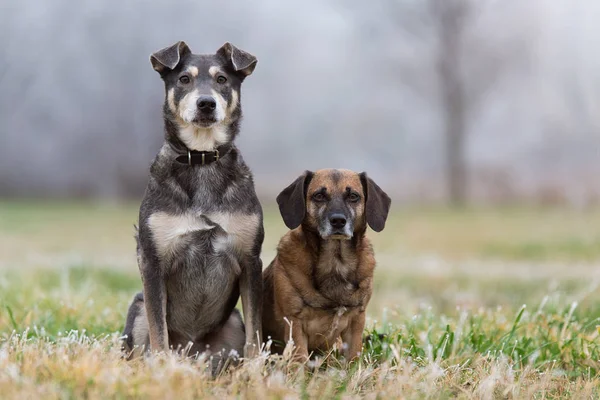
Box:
[341,311,366,362]
[141,265,169,352]
[284,317,309,362]
[240,255,263,358]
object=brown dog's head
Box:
[276,169,391,239]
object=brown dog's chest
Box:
[312,243,361,305]
[297,251,368,351]
[312,272,361,308]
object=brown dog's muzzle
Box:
[319,203,354,240]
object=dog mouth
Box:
[329,234,352,240]
[192,116,218,127]
[322,232,353,240]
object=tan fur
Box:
[228,90,239,117]
[208,66,221,77]
[263,169,375,362]
[211,89,227,122]
[186,66,199,77]
[167,89,177,114]
[147,283,169,351]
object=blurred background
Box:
[1,0,600,350]
[1,0,599,206]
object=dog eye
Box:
[348,193,360,203]
[179,75,191,84]
[216,75,227,84]
[312,193,326,202]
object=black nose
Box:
[329,213,347,229]
[197,96,216,113]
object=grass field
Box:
[1,201,600,399]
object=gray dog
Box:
[122,41,263,373]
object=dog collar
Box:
[174,143,232,166]
[175,149,221,166]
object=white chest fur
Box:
[147,211,260,259]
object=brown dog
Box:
[262,169,391,361]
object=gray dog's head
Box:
[150,41,257,150]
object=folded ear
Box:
[276,171,314,230]
[359,173,391,232]
[216,42,258,77]
[150,41,191,73]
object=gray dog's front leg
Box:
[141,263,169,352]
[240,255,263,358]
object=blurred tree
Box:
[430,0,472,207]
[429,0,524,206]
[383,0,504,206]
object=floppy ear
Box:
[216,42,258,77]
[150,41,191,73]
[276,171,314,230]
[359,173,391,232]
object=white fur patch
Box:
[148,212,215,257]
[208,213,260,254]
[179,89,201,123]
[187,66,199,77]
[148,211,259,257]
[175,88,229,151]
[211,89,227,123]
[178,124,228,151]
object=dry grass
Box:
[1,201,600,399]
[1,332,598,399]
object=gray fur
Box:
[122,41,263,373]
[217,42,258,76]
[150,41,192,73]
